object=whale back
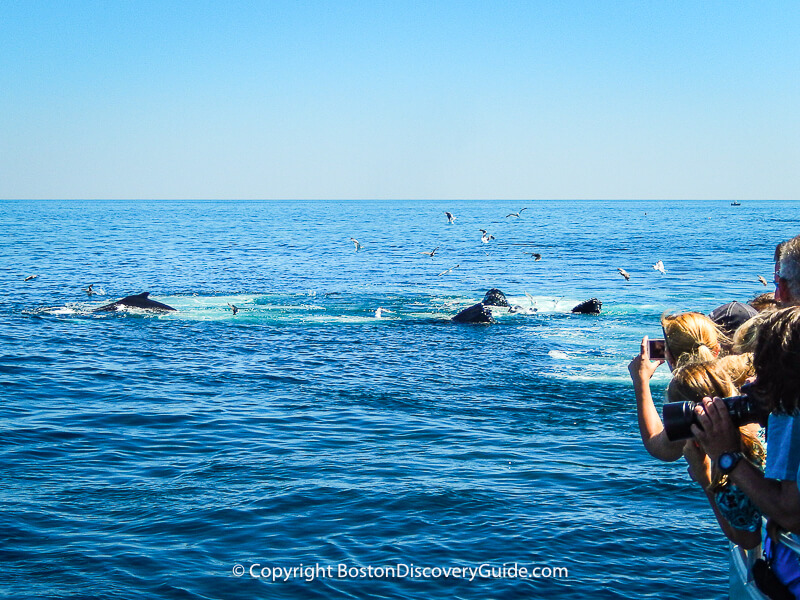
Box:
[94,292,176,312]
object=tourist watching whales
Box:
[666,362,764,549]
[709,301,758,353]
[629,311,725,462]
[693,306,800,597]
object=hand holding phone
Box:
[648,338,666,361]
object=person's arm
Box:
[692,397,800,532]
[684,442,762,549]
[629,336,683,462]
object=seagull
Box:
[525,291,537,308]
[85,284,96,295]
[350,237,362,251]
[758,275,768,286]
[445,211,456,224]
[23,275,38,281]
[525,252,542,261]
[506,208,528,218]
[438,264,459,277]
[553,296,563,309]
[227,303,239,315]
[480,229,495,243]
[617,268,631,281]
[419,246,439,257]
[653,260,666,275]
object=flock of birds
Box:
[348,209,676,286]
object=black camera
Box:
[662,384,763,441]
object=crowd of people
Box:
[629,235,800,599]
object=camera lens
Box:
[663,401,697,441]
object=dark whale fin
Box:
[94,291,176,312]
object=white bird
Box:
[23,274,38,281]
[227,303,239,315]
[525,291,537,308]
[419,246,439,257]
[506,208,528,218]
[479,229,495,243]
[653,260,666,275]
[617,268,631,281]
[438,264,459,277]
[758,275,768,286]
[350,237,362,251]
[445,211,456,224]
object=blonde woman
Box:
[668,362,764,549]
[661,312,725,367]
[629,312,724,461]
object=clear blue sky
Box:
[1,1,798,200]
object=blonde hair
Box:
[661,312,724,367]
[716,353,754,388]
[667,361,764,490]
[732,311,775,355]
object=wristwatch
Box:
[718,451,744,475]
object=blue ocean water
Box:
[0,199,796,599]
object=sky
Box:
[1,1,799,200]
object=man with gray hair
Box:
[776,237,800,306]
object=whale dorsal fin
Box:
[132,292,150,299]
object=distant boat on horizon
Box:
[731,201,742,206]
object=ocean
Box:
[0,199,795,599]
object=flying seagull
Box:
[480,229,495,243]
[653,260,666,275]
[419,246,439,257]
[350,237,362,251]
[23,275,38,281]
[85,284,96,296]
[506,208,528,218]
[758,275,768,286]
[525,252,542,261]
[227,303,239,315]
[438,264,459,277]
[617,268,631,281]
[445,211,456,224]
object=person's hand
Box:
[683,441,713,491]
[628,336,664,386]
[766,518,783,547]
[691,397,742,461]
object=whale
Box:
[452,302,495,324]
[94,292,176,312]
[482,288,509,307]
[571,298,602,314]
